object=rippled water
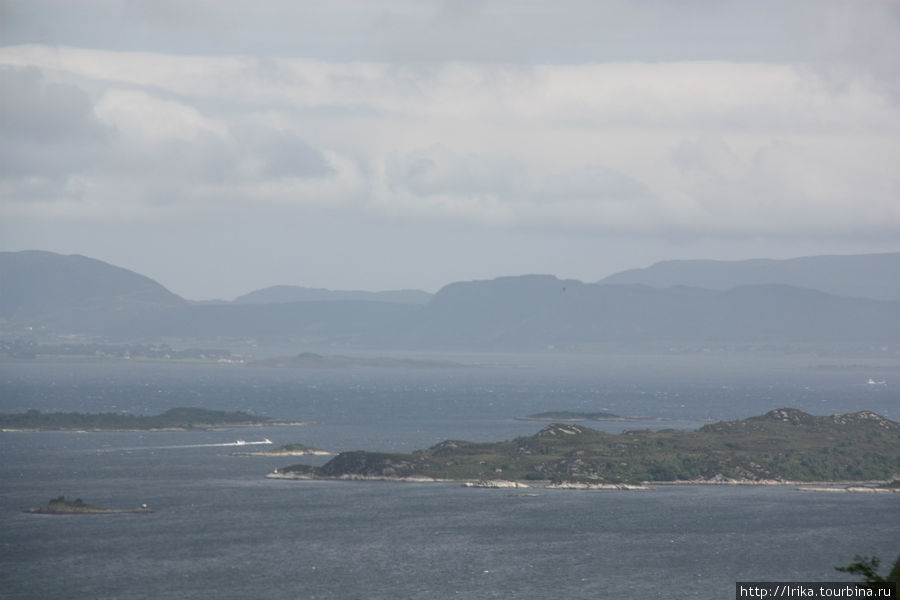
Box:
[1,356,898,599]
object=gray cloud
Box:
[0,66,111,182]
[387,145,523,198]
[4,1,898,68]
[1,1,898,297]
[234,128,335,180]
[0,66,106,139]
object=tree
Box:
[836,554,900,588]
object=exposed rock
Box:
[462,480,529,488]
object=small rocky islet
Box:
[26,497,153,515]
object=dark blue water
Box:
[1,356,898,599]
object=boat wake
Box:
[100,439,273,452]
[175,439,274,448]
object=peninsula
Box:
[0,407,301,432]
[26,497,153,515]
[272,409,900,486]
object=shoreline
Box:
[267,471,897,492]
[234,449,333,457]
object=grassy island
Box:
[26,496,153,515]
[275,409,900,485]
[1,407,282,431]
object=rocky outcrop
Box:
[462,480,529,488]
[545,482,651,490]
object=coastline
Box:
[267,470,897,492]
[235,449,333,457]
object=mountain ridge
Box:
[233,284,431,305]
[2,250,899,349]
[600,252,900,301]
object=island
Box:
[0,407,307,432]
[270,408,900,487]
[251,352,467,369]
[517,411,658,422]
[233,442,333,456]
[26,496,153,515]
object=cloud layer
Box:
[2,44,897,237]
[1,1,899,297]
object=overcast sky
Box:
[2,1,899,300]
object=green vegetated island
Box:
[0,407,304,432]
[26,496,153,515]
[271,409,900,489]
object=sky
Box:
[1,1,899,300]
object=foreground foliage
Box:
[836,555,900,588]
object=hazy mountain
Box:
[0,250,186,331]
[600,252,900,301]
[3,251,899,350]
[233,285,431,305]
[109,300,418,342]
[408,275,900,348]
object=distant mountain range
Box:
[2,250,899,350]
[0,250,186,333]
[233,285,431,305]
[600,253,900,301]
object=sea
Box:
[1,353,898,599]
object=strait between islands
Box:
[269,408,900,491]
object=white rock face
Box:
[545,482,651,490]
[462,480,529,488]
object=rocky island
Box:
[234,442,333,456]
[1,407,305,432]
[271,409,900,487]
[26,497,153,515]
[517,411,658,422]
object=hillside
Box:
[278,409,900,484]
[2,251,900,349]
[409,276,900,347]
[600,253,900,301]
[107,300,419,341]
[0,250,186,332]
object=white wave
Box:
[99,439,273,452]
